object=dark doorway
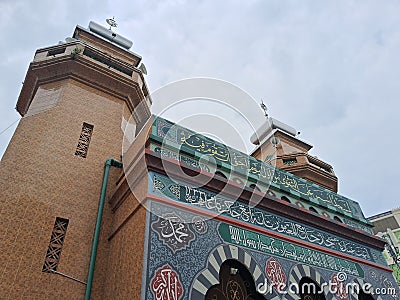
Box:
[299,277,326,300]
[205,259,266,300]
[358,289,375,300]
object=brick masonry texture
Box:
[0,78,142,299]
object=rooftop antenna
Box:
[260,99,268,117]
[106,17,118,30]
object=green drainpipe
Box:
[85,158,122,300]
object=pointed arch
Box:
[205,259,266,300]
[348,278,382,300]
[285,264,332,300]
[190,244,279,300]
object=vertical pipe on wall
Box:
[85,158,122,300]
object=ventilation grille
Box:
[42,217,69,273]
[75,122,94,158]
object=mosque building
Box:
[0,21,398,300]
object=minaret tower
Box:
[0,22,150,299]
[251,117,338,192]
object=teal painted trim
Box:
[318,201,328,208]
[150,142,374,230]
[84,158,122,300]
[149,139,373,227]
[149,121,372,227]
[290,190,301,198]
[154,137,234,174]
[140,202,152,300]
[308,196,320,205]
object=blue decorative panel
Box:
[141,200,399,300]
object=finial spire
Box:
[260,99,268,117]
[106,17,118,30]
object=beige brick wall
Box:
[103,196,146,300]
[0,79,129,299]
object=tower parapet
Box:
[251,117,338,192]
[17,22,151,125]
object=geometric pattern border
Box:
[190,244,279,300]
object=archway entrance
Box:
[358,289,374,300]
[299,277,326,300]
[205,259,266,300]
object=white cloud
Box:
[1,0,399,216]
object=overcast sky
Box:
[1,0,399,217]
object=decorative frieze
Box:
[150,173,385,265]
[151,144,372,234]
[150,117,369,225]
[218,223,364,277]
